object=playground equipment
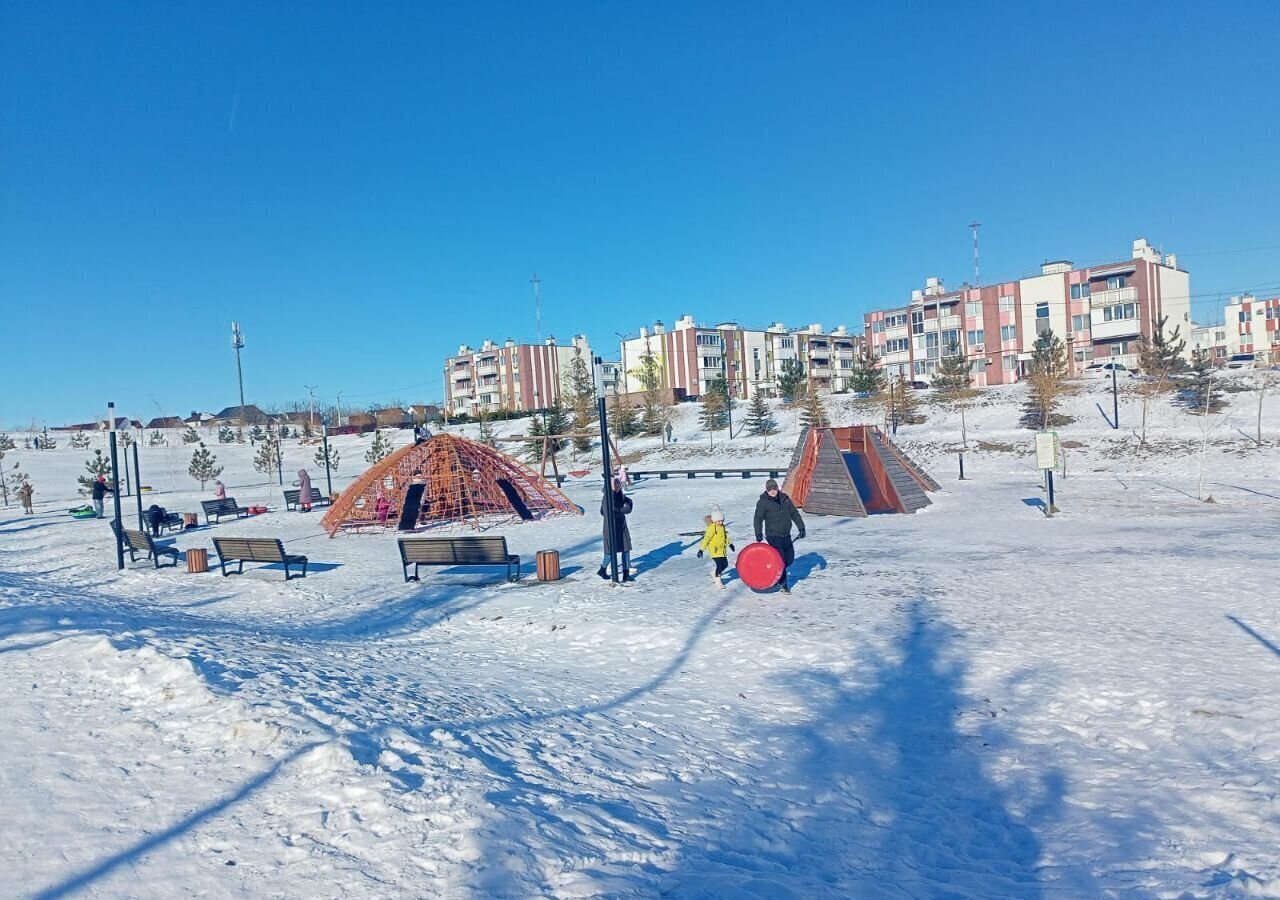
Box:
[784,425,938,517]
[321,433,581,536]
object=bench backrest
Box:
[202,498,240,514]
[399,536,511,565]
[213,537,287,562]
[122,528,154,552]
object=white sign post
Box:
[1035,431,1059,516]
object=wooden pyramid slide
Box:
[783,425,936,517]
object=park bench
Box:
[397,536,521,583]
[202,497,251,524]
[283,487,331,511]
[629,467,787,482]
[113,524,181,569]
[149,509,184,533]
[212,537,309,580]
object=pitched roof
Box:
[146,416,185,429]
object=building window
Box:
[1107,275,1127,290]
[885,338,910,353]
[1000,324,1017,342]
[965,301,982,318]
[872,320,886,333]
[1071,314,1090,333]
[696,333,721,346]
[998,295,1015,311]
[779,337,794,349]
[885,313,908,328]
[1110,341,1131,357]
[1002,356,1018,371]
[1102,303,1137,322]
[701,356,723,369]
[911,311,924,334]
[1239,311,1248,322]
[1074,349,1087,362]
[966,329,984,347]
[1070,283,1092,300]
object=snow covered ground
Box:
[3,377,1280,898]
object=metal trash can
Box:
[536,549,561,582]
[186,547,209,574]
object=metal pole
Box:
[133,441,144,530]
[107,403,124,571]
[594,357,620,583]
[321,422,334,499]
[1047,469,1056,516]
[1111,366,1119,429]
[958,451,965,481]
[276,428,284,486]
[232,322,247,440]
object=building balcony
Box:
[476,365,498,377]
[881,350,911,364]
[936,314,962,330]
[1091,317,1142,341]
[1091,286,1138,308]
[885,325,909,341]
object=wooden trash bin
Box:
[182,512,199,528]
[536,550,561,582]
[186,547,209,574]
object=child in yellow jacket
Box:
[697,505,735,588]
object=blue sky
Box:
[3,1,1278,425]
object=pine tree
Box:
[7,463,29,505]
[279,424,291,440]
[301,419,315,441]
[365,427,393,464]
[78,450,113,496]
[608,384,638,438]
[218,426,235,444]
[0,434,14,452]
[253,428,282,475]
[477,409,497,447]
[249,424,265,443]
[1137,316,1188,377]
[777,358,807,402]
[1180,349,1223,414]
[188,442,222,489]
[120,431,134,451]
[882,374,918,432]
[148,429,166,447]
[849,345,885,395]
[1025,329,1070,429]
[743,389,778,436]
[525,414,547,462]
[70,430,91,449]
[564,350,597,452]
[181,426,200,444]
[634,352,667,436]
[699,375,730,432]
[34,433,58,450]
[313,442,340,472]
[933,341,973,393]
[801,386,830,428]
[544,403,571,453]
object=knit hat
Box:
[765,478,779,490]
[710,505,724,522]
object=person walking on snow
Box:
[598,476,634,581]
[697,505,735,588]
[293,468,313,512]
[753,478,805,593]
[213,480,226,500]
[17,481,35,515]
[90,475,113,519]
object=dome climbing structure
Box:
[321,433,580,536]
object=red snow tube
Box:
[736,542,785,591]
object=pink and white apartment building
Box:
[617,316,863,400]
[444,335,592,415]
[1222,294,1280,363]
[863,239,1191,385]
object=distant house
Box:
[96,417,143,431]
[345,412,376,429]
[277,411,321,429]
[409,404,442,424]
[184,411,215,426]
[146,416,185,429]
[212,405,273,426]
[372,407,411,428]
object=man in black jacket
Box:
[753,478,805,592]
[90,475,113,519]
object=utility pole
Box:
[231,322,247,440]
[969,221,981,285]
[530,272,542,343]
[304,385,318,428]
[132,441,144,530]
[321,419,334,500]
[1111,365,1120,429]
[336,392,344,428]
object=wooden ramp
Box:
[784,424,936,517]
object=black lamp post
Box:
[594,356,620,583]
[107,402,124,571]
[321,418,334,500]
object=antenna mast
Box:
[530,271,542,342]
[969,221,981,285]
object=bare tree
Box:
[1025,330,1069,429]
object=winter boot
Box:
[597,565,609,580]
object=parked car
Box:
[1225,353,1256,370]
[1083,362,1134,378]
[908,380,931,390]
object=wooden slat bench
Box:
[283,487,331,511]
[202,498,251,524]
[629,468,787,482]
[148,509,185,533]
[398,536,521,583]
[212,537,308,580]
[113,524,181,569]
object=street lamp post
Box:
[321,418,334,500]
[132,440,144,530]
[232,322,247,440]
[107,402,124,571]
[1111,365,1120,429]
[594,356,621,583]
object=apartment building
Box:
[618,316,862,400]
[444,335,592,415]
[864,238,1191,385]
[1223,294,1280,363]
[1189,322,1229,363]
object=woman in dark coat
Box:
[598,477,634,581]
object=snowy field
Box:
[3,378,1280,898]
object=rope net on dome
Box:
[320,433,581,536]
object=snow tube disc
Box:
[737,542,785,591]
